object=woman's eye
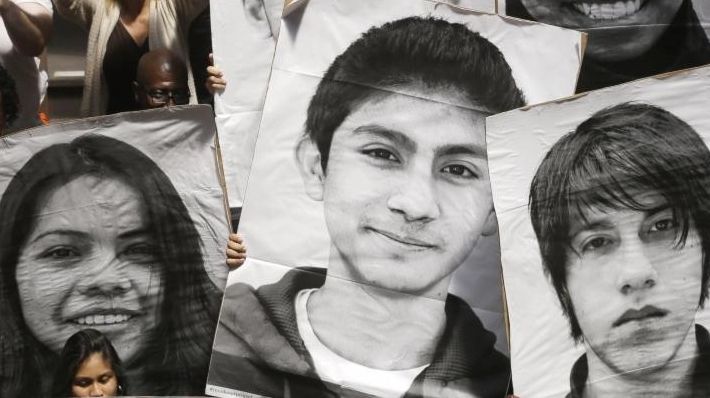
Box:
[122,243,156,258]
[363,148,398,161]
[581,236,611,252]
[43,246,80,259]
[99,375,113,384]
[441,164,476,178]
[74,379,91,387]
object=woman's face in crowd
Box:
[518,0,683,62]
[15,175,164,362]
[71,353,119,397]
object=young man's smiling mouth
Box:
[566,0,647,20]
[367,227,438,250]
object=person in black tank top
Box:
[103,22,149,114]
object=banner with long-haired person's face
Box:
[497,0,710,93]
[0,106,230,398]
[487,65,710,397]
[206,1,584,397]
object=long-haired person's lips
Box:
[568,0,646,20]
[612,305,669,327]
[369,228,437,249]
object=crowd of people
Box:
[0,0,708,397]
[0,0,214,135]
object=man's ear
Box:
[481,208,499,237]
[295,136,325,201]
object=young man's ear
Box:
[481,209,499,237]
[295,136,325,201]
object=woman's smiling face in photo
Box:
[518,0,683,62]
[15,174,163,362]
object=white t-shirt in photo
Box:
[295,289,429,398]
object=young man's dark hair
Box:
[0,64,20,132]
[305,16,526,169]
[529,102,710,340]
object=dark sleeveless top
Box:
[103,21,149,114]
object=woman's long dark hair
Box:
[51,329,127,397]
[0,134,221,397]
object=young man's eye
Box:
[363,148,398,161]
[441,164,476,178]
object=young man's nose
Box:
[386,174,440,222]
[616,238,658,295]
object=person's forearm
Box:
[0,2,52,57]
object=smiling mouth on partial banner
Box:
[566,0,647,20]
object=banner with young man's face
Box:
[206,1,583,397]
[497,0,710,93]
[209,0,496,224]
[487,66,710,397]
[0,106,230,397]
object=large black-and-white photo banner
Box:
[0,106,230,397]
[497,0,710,92]
[486,65,710,397]
[206,1,583,397]
[210,0,496,225]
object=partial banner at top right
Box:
[497,0,710,92]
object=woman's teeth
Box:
[571,0,643,20]
[73,314,131,325]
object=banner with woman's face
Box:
[0,106,230,397]
[497,0,710,93]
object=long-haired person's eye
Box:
[362,148,398,162]
[649,218,678,232]
[581,236,612,253]
[441,164,477,178]
[42,246,80,259]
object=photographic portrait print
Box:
[0,106,230,397]
[486,65,710,397]
[497,0,710,93]
[206,1,583,397]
